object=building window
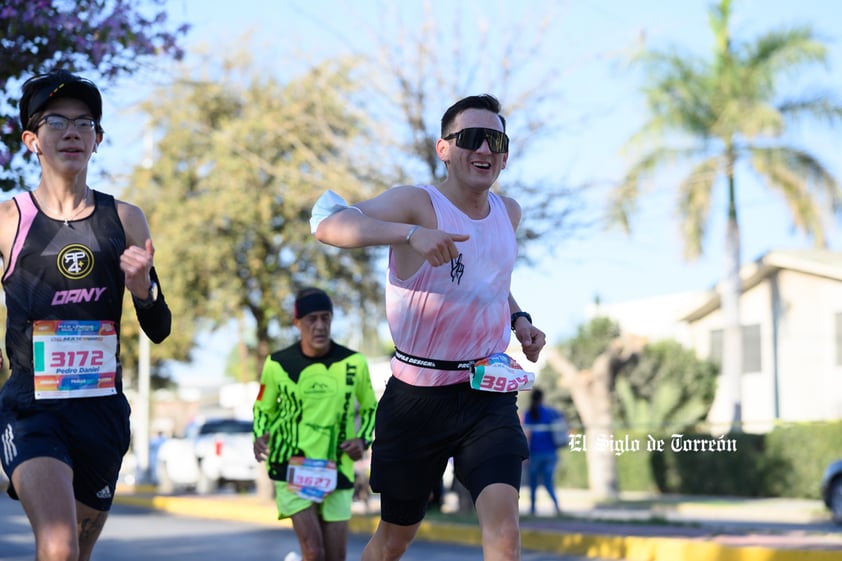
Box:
[835,313,842,366]
[707,324,761,373]
[741,324,761,373]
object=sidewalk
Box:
[113,485,842,561]
[516,489,842,560]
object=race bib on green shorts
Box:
[286,457,338,503]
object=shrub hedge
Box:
[554,421,842,499]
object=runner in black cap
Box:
[0,68,172,561]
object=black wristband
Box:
[135,291,172,343]
[134,267,172,343]
[511,311,532,331]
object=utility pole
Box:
[134,331,151,483]
[132,123,154,485]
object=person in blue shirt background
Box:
[522,387,563,516]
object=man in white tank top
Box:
[313,94,546,561]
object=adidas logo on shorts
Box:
[96,485,112,499]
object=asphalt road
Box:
[0,498,615,561]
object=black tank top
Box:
[2,190,127,410]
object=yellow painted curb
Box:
[348,515,379,535]
[415,521,483,547]
[116,495,287,528]
[515,530,842,561]
[114,494,839,561]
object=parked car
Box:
[155,417,258,495]
[820,458,842,524]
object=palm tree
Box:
[609,0,842,432]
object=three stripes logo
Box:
[1,423,17,465]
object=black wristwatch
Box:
[133,281,159,310]
[511,311,532,331]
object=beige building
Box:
[589,249,842,432]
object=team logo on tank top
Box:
[450,253,464,284]
[56,243,95,279]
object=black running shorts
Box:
[370,376,528,526]
[0,393,131,511]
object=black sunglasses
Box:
[443,127,509,153]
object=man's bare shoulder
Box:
[357,184,433,222]
[498,193,523,229]
[115,198,151,247]
[380,184,431,201]
[114,198,142,214]
[0,196,19,216]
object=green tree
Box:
[563,317,622,369]
[0,0,189,192]
[614,340,717,432]
[546,317,643,499]
[609,0,842,431]
[121,48,390,384]
[546,319,718,497]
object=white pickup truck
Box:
[155,417,258,495]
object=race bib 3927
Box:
[286,457,338,503]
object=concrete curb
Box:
[113,493,840,561]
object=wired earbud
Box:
[32,141,41,155]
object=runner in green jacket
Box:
[253,287,377,561]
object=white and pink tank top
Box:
[385,184,516,386]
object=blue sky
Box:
[86,0,841,379]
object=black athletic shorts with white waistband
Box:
[369,376,528,526]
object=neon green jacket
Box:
[253,341,377,488]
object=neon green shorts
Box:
[274,482,353,522]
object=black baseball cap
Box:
[19,69,102,131]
